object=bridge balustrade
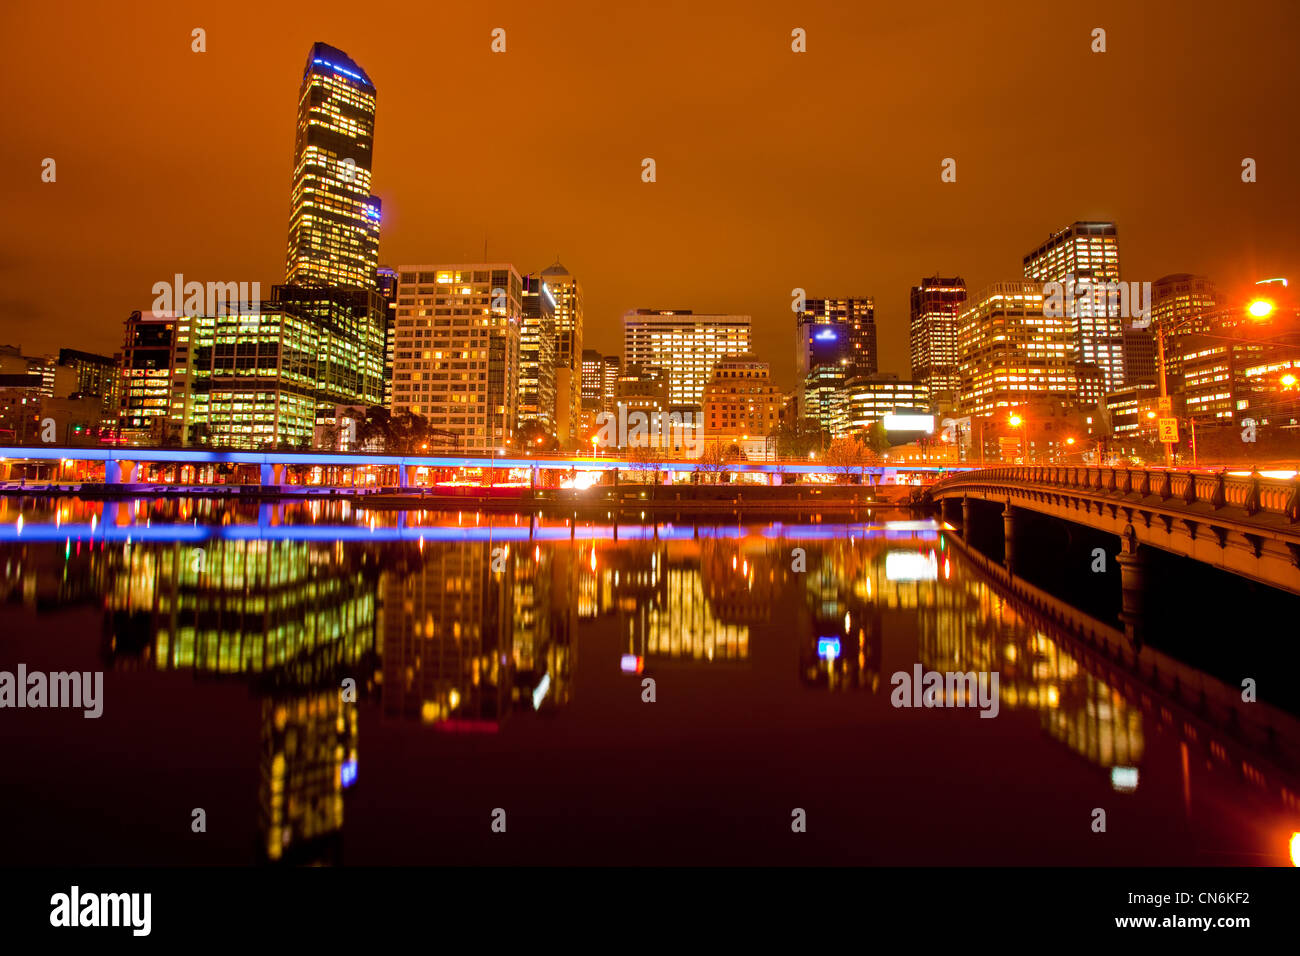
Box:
[931,465,1300,525]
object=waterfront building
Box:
[624,309,751,408]
[1023,221,1125,392]
[909,277,965,412]
[520,274,558,431]
[540,260,583,443]
[391,264,523,454]
[285,43,381,291]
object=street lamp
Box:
[1248,298,1275,319]
[1007,412,1025,462]
[1154,291,1282,467]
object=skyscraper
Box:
[1023,221,1126,393]
[285,43,381,291]
[795,296,877,382]
[540,260,583,443]
[1148,273,1218,391]
[391,264,522,454]
[794,295,877,427]
[520,274,557,430]
[623,310,752,408]
[909,277,966,412]
[957,282,1078,418]
[377,265,399,407]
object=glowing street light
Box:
[1247,298,1275,319]
[1281,373,1298,389]
[1007,413,1023,427]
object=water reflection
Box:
[0,497,1296,864]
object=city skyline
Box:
[4,1,1299,387]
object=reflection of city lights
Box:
[532,674,551,710]
[1111,767,1139,793]
[590,548,597,572]
[620,654,644,674]
[340,758,358,788]
[817,638,840,661]
[885,550,938,581]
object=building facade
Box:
[520,274,557,431]
[1023,221,1125,393]
[540,261,582,444]
[624,309,752,408]
[957,282,1079,419]
[701,355,782,440]
[909,277,965,412]
[285,43,381,291]
[391,264,522,454]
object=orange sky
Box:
[2,0,1298,387]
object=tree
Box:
[824,435,879,484]
[624,444,665,484]
[696,441,732,484]
[516,419,559,453]
[771,418,828,459]
[864,420,891,455]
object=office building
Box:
[391,264,522,453]
[623,309,751,408]
[285,43,381,291]
[701,355,782,441]
[1149,273,1218,391]
[1023,220,1125,392]
[520,274,557,431]
[828,374,931,438]
[540,260,583,443]
[909,277,965,411]
[957,282,1079,418]
[1178,295,1300,425]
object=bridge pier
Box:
[106,459,137,484]
[1002,501,1016,573]
[961,496,971,539]
[1116,530,1148,647]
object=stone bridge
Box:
[928,465,1300,602]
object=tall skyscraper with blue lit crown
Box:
[285,43,381,291]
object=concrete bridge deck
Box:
[928,464,1300,596]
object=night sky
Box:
[2,0,1298,386]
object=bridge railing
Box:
[931,465,1300,523]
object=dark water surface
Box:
[1,497,1297,865]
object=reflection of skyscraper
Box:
[378,542,513,725]
[286,43,381,291]
[94,537,378,865]
[592,542,750,663]
[259,690,357,864]
[102,539,378,680]
[920,555,1144,769]
[800,541,882,691]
